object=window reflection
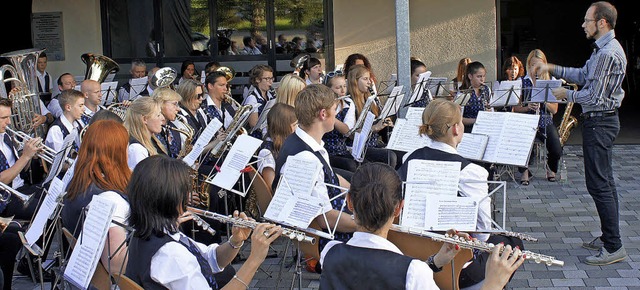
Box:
[216,0,267,56]
[274,0,325,55]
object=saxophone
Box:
[165,114,195,159]
[558,82,578,146]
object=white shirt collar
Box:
[428,139,458,155]
[295,126,325,152]
[346,232,404,255]
[61,115,78,132]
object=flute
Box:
[391,225,564,267]
[189,212,216,236]
[187,207,324,244]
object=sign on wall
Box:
[32,12,65,61]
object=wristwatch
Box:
[426,255,443,273]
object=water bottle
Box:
[559,158,568,183]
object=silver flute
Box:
[0,180,30,205]
[189,211,217,236]
[187,207,321,244]
[392,225,564,267]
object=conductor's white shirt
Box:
[150,231,223,289]
[320,232,439,290]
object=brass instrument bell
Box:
[81,53,120,83]
[151,67,178,88]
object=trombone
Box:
[6,127,74,166]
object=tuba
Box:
[1,48,47,138]
[558,82,578,146]
[82,53,120,83]
[151,67,177,89]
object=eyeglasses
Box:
[261,77,275,82]
[584,18,599,23]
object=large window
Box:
[103,0,332,69]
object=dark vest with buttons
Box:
[398,146,471,181]
[273,133,352,252]
[61,183,127,239]
[126,233,219,290]
[50,117,79,150]
[320,243,413,290]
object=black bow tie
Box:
[591,42,599,52]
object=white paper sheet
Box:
[182,118,223,167]
[24,178,65,246]
[210,134,263,195]
[424,195,478,231]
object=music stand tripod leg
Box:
[289,242,303,290]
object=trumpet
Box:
[6,127,74,165]
[187,207,319,244]
[0,180,30,205]
[391,225,564,266]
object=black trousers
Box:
[459,235,524,288]
[0,223,23,290]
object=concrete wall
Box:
[333,0,497,85]
[33,0,102,81]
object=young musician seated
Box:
[322,72,357,173]
[460,61,492,133]
[45,89,84,153]
[0,98,45,220]
[118,59,148,101]
[79,79,106,125]
[152,87,184,158]
[62,120,131,276]
[176,79,209,142]
[257,103,297,190]
[124,97,167,170]
[274,84,356,254]
[242,64,275,140]
[320,162,525,290]
[203,71,236,130]
[397,98,524,288]
[125,155,283,290]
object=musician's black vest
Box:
[126,234,176,290]
[397,146,471,181]
[51,118,73,139]
[273,133,352,251]
[320,243,413,290]
[61,184,127,239]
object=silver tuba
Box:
[81,53,120,83]
[0,48,46,137]
[151,67,177,89]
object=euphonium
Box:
[558,82,578,146]
[81,53,120,83]
[151,67,177,89]
[106,102,129,121]
[1,48,47,138]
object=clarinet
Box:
[187,207,324,244]
[392,225,564,266]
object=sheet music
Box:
[457,133,489,161]
[182,119,223,167]
[128,77,148,100]
[472,111,540,166]
[279,155,322,197]
[425,196,478,231]
[63,195,116,290]
[530,79,563,103]
[426,77,449,96]
[251,99,276,133]
[264,187,323,229]
[104,73,116,82]
[62,161,76,189]
[100,81,118,106]
[378,85,404,120]
[43,130,77,185]
[24,178,65,246]
[489,80,522,107]
[400,160,461,229]
[386,119,431,152]
[408,71,431,104]
[351,112,375,161]
[210,134,263,195]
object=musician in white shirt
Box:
[125,155,282,290]
[320,162,524,290]
[123,97,166,170]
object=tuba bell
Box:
[290,54,310,71]
[216,66,235,82]
[82,53,120,83]
[1,48,47,137]
[151,67,178,89]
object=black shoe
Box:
[16,256,54,282]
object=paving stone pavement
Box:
[10,144,640,289]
